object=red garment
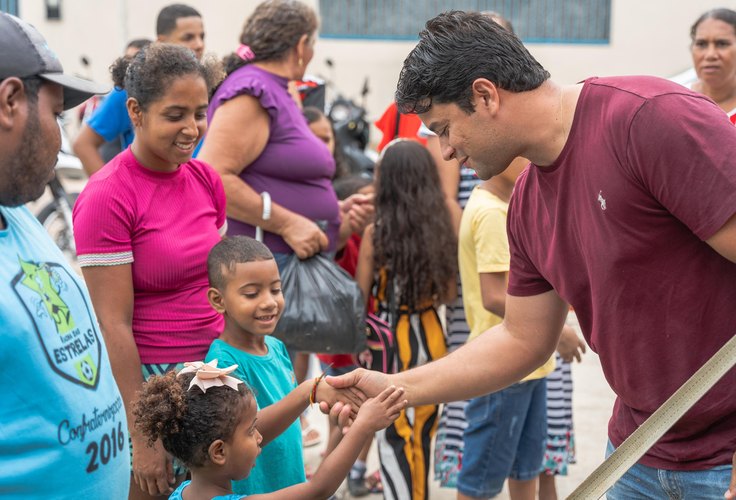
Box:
[317,233,363,368]
[507,76,736,470]
[374,102,427,152]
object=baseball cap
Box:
[0,13,109,110]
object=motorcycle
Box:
[37,121,84,265]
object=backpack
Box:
[353,313,398,374]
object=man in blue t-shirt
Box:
[73,3,206,176]
[0,13,130,498]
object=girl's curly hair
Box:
[133,370,252,467]
[372,140,457,309]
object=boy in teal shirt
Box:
[205,236,350,495]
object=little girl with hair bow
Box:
[134,360,407,500]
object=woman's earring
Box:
[298,57,304,67]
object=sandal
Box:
[302,425,322,448]
[365,470,383,494]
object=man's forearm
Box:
[73,126,106,176]
[391,321,556,406]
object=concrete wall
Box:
[19,0,736,124]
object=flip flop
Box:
[302,425,322,448]
[365,470,383,494]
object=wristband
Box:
[309,369,328,405]
[255,192,271,242]
[261,191,271,221]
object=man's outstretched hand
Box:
[326,368,392,406]
[317,368,397,424]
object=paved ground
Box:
[303,313,617,499]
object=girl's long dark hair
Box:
[372,140,457,309]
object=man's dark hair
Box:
[126,38,153,51]
[20,76,43,104]
[207,236,274,290]
[156,4,201,36]
[395,10,550,114]
[332,174,372,201]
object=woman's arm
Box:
[198,95,328,258]
[82,265,175,496]
[73,125,107,177]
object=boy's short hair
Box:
[156,4,201,36]
[207,236,274,290]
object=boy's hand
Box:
[353,386,407,433]
[557,325,586,363]
[316,376,364,412]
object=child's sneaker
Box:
[347,463,370,497]
[347,475,370,497]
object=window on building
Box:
[45,0,61,20]
[0,0,19,16]
[319,0,611,44]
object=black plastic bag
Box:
[272,254,366,353]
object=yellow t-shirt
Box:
[458,186,554,381]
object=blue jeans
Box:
[457,378,547,498]
[605,440,732,499]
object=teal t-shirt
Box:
[169,480,244,499]
[0,206,130,498]
[206,337,305,494]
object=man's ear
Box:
[127,97,143,127]
[0,77,26,130]
[208,287,226,314]
[208,439,227,465]
[471,78,500,115]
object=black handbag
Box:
[272,253,367,353]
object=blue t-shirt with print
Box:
[169,480,245,499]
[206,337,305,495]
[0,206,130,498]
[87,87,204,158]
[87,87,134,150]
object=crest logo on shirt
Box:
[597,191,607,211]
[12,258,101,389]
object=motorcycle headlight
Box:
[329,103,351,123]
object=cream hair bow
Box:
[178,360,242,393]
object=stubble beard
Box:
[0,104,53,207]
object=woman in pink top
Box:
[73,44,223,500]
